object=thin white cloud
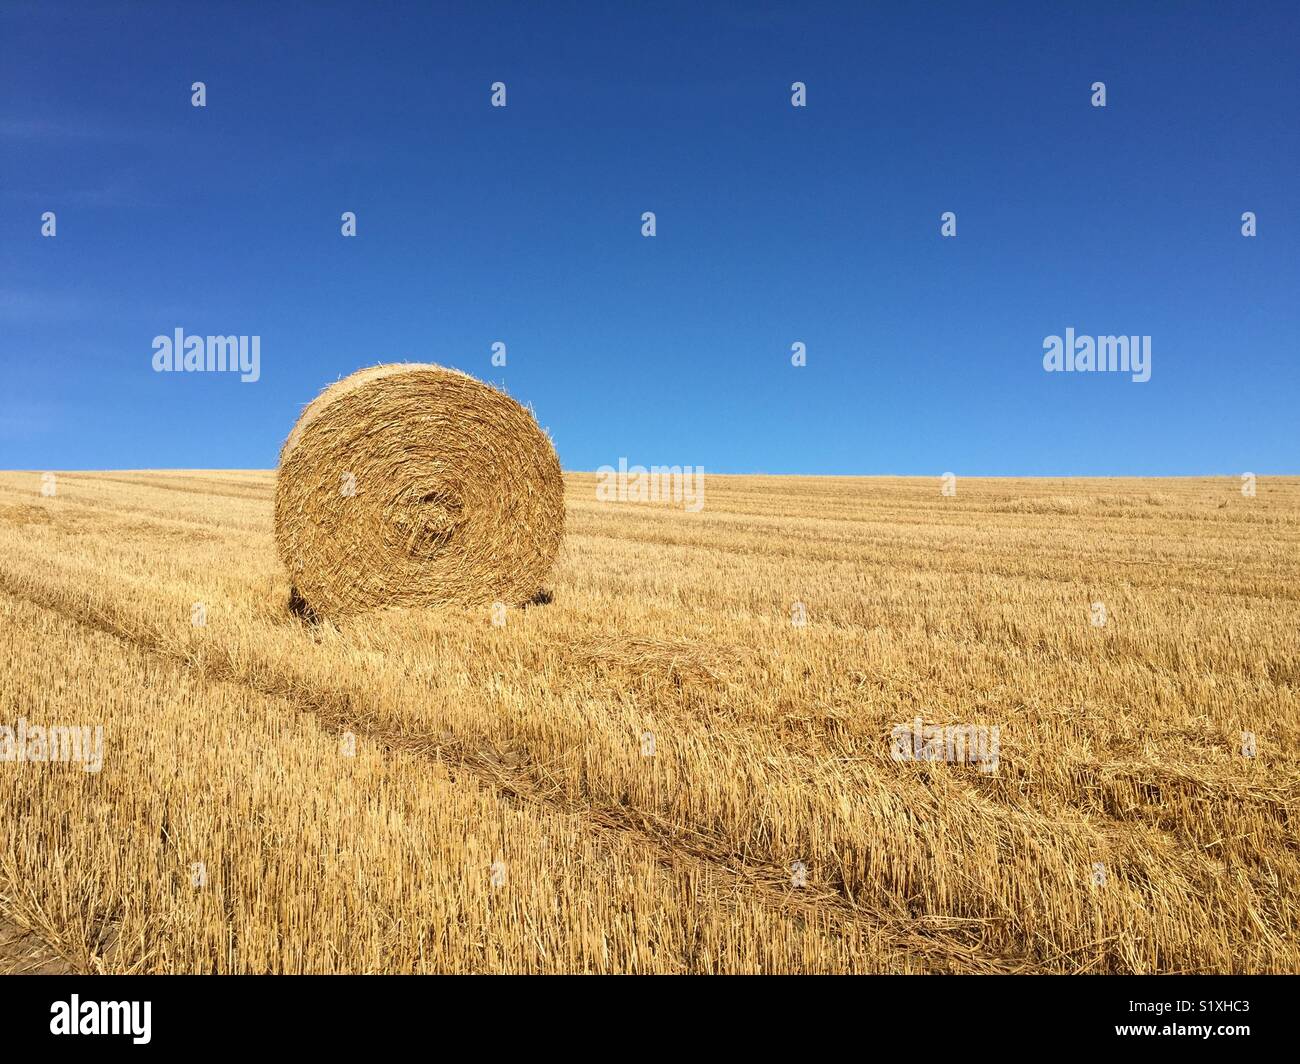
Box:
[0,117,152,143]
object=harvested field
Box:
[0,470,1297,973]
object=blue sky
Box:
[2,0,1297,474]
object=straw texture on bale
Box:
[274,363,564,617]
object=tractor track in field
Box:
[0,909,75,975]
[0,570,1029,974]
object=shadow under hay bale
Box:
[287,586,321,625]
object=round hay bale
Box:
[274,363,564,617]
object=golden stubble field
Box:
[0,470,1296,974]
